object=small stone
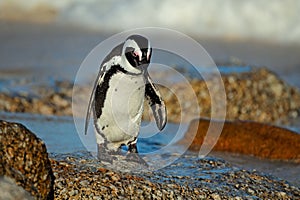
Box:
[211,193,221,200]
[247,188,255,195]
[276,191,287,198]
[80,180,89,187]
[234,197,243,200]
[289,111,298,118]
[228,76,236,84]
[68,189,78,196]
[52,94,69,107]
[271,83,284,97]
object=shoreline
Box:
[1,67,299,127]
[0,111,299,187]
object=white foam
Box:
[1,0,300,44]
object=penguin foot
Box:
[128,142,138,153]
[97,154,115,164]
[126,153,148,166]
[97,143,120,164]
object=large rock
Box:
[0,120,54,199]
[180,118,300,162]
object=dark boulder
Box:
[0,120,54,199]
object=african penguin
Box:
[85,34,167,162]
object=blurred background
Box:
[1,0,300,43]
[0,0,300,88]
[0,1,299,119]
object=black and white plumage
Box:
[85,35,167,161]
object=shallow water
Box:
[0,112,85,153]
[0,112,299,186]
[0,112,188,155]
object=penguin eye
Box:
[132,51,138,57]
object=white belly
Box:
[95,72,145,149]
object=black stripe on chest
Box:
[145,83,161,106]
[94,65,128,119]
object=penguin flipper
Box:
[85,43,124,135]
[145,74,167,130]
[84,72,99,135]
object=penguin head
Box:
[122,35,152,70]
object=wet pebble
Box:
[1,68,300,126]
[155,68,300,125]
[49,152,300,199]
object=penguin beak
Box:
[138,49,151,66]
[138,56,149,67]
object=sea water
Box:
[1,111,299,186]
[1,0,300,44]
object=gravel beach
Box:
[50,152,300,199]
[1,68,300,126]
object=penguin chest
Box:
[109,73,145,120]
[98,72,145,143]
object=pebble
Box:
[0,68,299,126]
[154,68,300,125]
[49,152,300,199]
[0,81,73,116]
